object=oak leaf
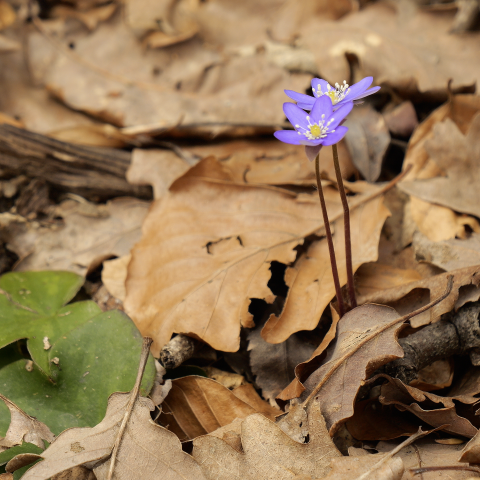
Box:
[192,401,341,480]
[123,156,343,354]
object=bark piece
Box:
[0,124,149,200]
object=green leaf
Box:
[0,443,44,466]
[0,271,102,377]
[0,310,155,436]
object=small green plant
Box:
[0,271,155,436]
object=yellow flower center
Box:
[325,91,337,104]
[309,124,322,138]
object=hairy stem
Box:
[315,153,345,317]
[332,144,356,310]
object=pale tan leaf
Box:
[400,115,480,218]
[126,149,191,200]
[5,198,149,276]
[101,255,131,302]
[193,401,341,480]
[0,394,54,451]
[413,231,480,272]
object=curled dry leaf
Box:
[379,376,478,438]
[159,376,278,441]
[4,198,149,276]
[286,304,405,434]
[357,265,480,329]
[0,395,54,451]
[192,401,341,480]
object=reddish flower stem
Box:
[332,144,356,310]
[314,153,345,317]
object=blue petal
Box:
[297,101,314,111]
[283,102,309,129]
[310,95,333,121]
[345,77,373,99]
[322,126,348,146]
[351,86,381,100]
[305,144,322,162]
[285,89,315,105]
[327,102,353,130]
[311,78,331,97]
[274,130,303,145]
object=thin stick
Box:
[315,153,345,317]
[107,337,153,480]
[332,144,356,310]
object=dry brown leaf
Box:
[124,157,331,354]
[413,231,480,272]
[50,3,117,31]
[27,14,310,132]
[302,2,480,93]
[101,255,131,302]
[355,263,423,298]
[4,198,149,276]
[248,325,316,403]
[0,394,55,452]
[400,114,480,218]
[192,401,341,480]
[124,156,389,354]
[21,340,206,480]
[383,101,418,138]
[379,437,472,480]
[262,192,390,344]
[126,148,191,200]
[379,376,478,438]
[0,1,16,31]
[291,304,405,435]
[204,366,245,389]
[346,398,420,441]
[343,104,390,182]
[159,376,272,441]
[357,266,480,329]
[315,455,404,480]
[410,197,480,243]
[231,384,281,419]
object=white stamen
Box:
[314,80,350,105]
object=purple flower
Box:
[274,95,353,161]
[285,76,380,111]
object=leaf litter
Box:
[2,0,480,479]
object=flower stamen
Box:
[296,115,335,141]
[315,80,350,105]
